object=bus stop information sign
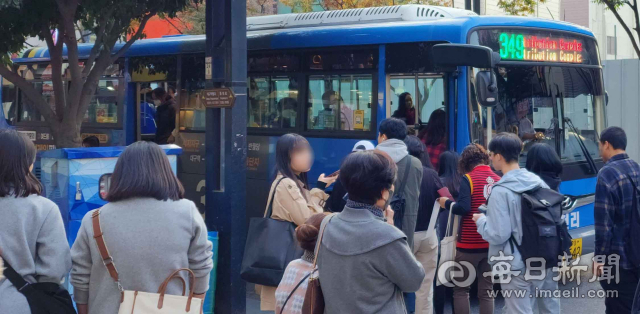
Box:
[202,88,236,108]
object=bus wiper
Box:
[563,117,598,174]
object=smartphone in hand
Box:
[328,170,340,177]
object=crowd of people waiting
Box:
[0,116,639,314]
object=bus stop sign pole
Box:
[205,0,248,312]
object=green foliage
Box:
[0,0,58,61]
[593,0,626,9]
[0,0,201,61]
[0,0,199,147]
[496,0,545,15]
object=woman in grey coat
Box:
[70,141,213,314]
[0,129,71,314]
[317,150,426,314]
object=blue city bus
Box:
[3,5,604,257]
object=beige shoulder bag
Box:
[91,209,203,314]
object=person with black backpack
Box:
[594,126,640,314]
[0,129,73,314]
[473,133,568,314]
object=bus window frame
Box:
[466,27,605,182]
[178,53,207,134]
[247,46,379,140]
[11,61,126,129]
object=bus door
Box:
[135,81,177,141]
[387,74,446,134]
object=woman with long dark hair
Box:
[525,143,564,313]
[70,141,213,314]
[405,135,442,314]
[258,133,336,311]
[525,143,563,191]
[0,129,71,314]
[434,150,461,314]
[438,151,462,198]
[392,92,417,125]
[420,109,447,170]
[438,144,499,314]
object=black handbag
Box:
[390,155,412,230]
[241,177,305,286]
[2,260,76,314]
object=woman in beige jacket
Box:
[258,133,336,311]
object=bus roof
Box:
[15,5,594,63]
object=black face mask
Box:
[382,189,394,211]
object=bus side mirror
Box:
[99,173,112,201]
[605,91,609,106]
[432,44,501,107]
[432,44,501,69]
[475,70,499,108]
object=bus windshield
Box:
[470,65,605,165]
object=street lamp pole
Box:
[205,0,248,312]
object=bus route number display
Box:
[498,32,585,63]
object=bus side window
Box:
[248,76,298,129]
[306,74,373,132]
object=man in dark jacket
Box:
[376,118,423,250]
[594,126,640,314]
[152,88,176,144]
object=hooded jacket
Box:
[475,168,548,272]
[317,206,425,314]
[536,171,561,192]
[376,139,424,249]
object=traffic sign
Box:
[202,88,236,108]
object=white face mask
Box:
[153,100,162,106]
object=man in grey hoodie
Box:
[376,118,424,250]
[473,133,560,314]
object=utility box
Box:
[39,145,182,246]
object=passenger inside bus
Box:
[152,87,176,144]
[392,92,416,125]
[269,97,296,128]
[419,109,447,171]
[249,97,267,127]
[313,91,354,130]
[313,91,338,129]
[140,90,157,136]
[513,98,543,141]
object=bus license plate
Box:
[570,238,583,260]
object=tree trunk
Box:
[52,121,82,148]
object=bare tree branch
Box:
[82,11,111,77]
[57,0,83,111]
[40,26,66,120]
[76,50,112,123]
[632,0,640,48]
[164,18,184,34]
[110,12,155,62]
[0,66,58,125]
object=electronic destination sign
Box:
[470,29,600,65]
